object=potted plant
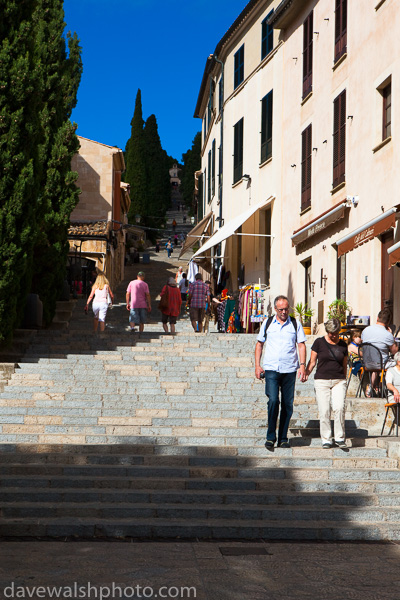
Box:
[327,299,352,325]
[290,302,315,335]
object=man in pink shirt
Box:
[126,271,151,333]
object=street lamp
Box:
[135,214,141,224]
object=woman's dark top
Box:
[311,337,348,380]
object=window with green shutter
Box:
[233,118,244,184]
[261,91,273,164]
[261,11,274,60]
[234,45,244,89]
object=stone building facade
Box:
[68,136,131,292]
[193,0,400,331]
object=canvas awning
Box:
[387,240,400,268]
[336,207,398,258]
[178,212,213,259]
[291,201,348,246]
[191,196,274,259]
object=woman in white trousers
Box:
[305,318,348,449]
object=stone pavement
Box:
[0,540,399,600]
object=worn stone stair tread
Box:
[1,517,400,542]
[1,489,399,507]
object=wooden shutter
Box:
[261,91,273,163]
[301,124,312,211]
[303,11,313,99]
[233,118,243,184]
[333,90,346,188]
[334,0,347,63]
[383,83,392,140]
[211,139,216,196]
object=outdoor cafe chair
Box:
[357,342,388,399]
[381,399,399,437]
[346,354,363,394]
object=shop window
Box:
[333,89,346,188]
[334,0,347,64]
[303,10,313,99]
[233,118,244,184]
[261,10,274,60]
[301,124,312,211]
[261,90,273,164]
[382,82,391,140]
[234,45,244,89]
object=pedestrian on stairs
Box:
[188,273,210,333]
[126,271,151,333]
[305,318,348,449]
[85,273,114,333]
[255,295,307,449]
[159,277,182,335]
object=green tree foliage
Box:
[125,89,148,221]
[180,132,201,211]
[0,0,82,342]
[143,114,171,217]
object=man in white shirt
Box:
[361,308,398,395]
[255,295,307,449]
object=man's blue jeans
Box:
[265,370,297,444]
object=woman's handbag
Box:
[106,285,112,306]
[158,285,169,311]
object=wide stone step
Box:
[1,516,399,541]
[2,488,398,507]
[2,501,400,525]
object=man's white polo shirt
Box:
[257,316,306,373]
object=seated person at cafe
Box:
[348,329,362,376]
[361,309,398,396]
[386,352,400,403]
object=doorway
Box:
[303,258,312,325]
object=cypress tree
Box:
[180,132,201,209]
[0,0,82,342]
[125,89,148,221]
[31,4,82,326]
[143,114,170,217]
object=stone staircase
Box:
[0,249,399,540]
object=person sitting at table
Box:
[361,309,398,397]
[348,329,363,376]
[386,352,400,404]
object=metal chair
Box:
[346,354,363,394]
[357,343,388,399]
[381,399,399,437]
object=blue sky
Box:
[63,0,247,162]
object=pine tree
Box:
[125,89,148,221]
[143,114,170,217]
[180,132,201,210]
[0,0,82,342]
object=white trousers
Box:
[314,379,347,444]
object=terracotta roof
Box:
[68,221,110,237]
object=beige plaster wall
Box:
[71,137,115,222]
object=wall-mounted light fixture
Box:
[291,164,296,168]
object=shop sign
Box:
[338,212,396,257]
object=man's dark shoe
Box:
[264,440,274,450]
[278,441,290,448]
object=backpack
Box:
[262,315,298,344]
